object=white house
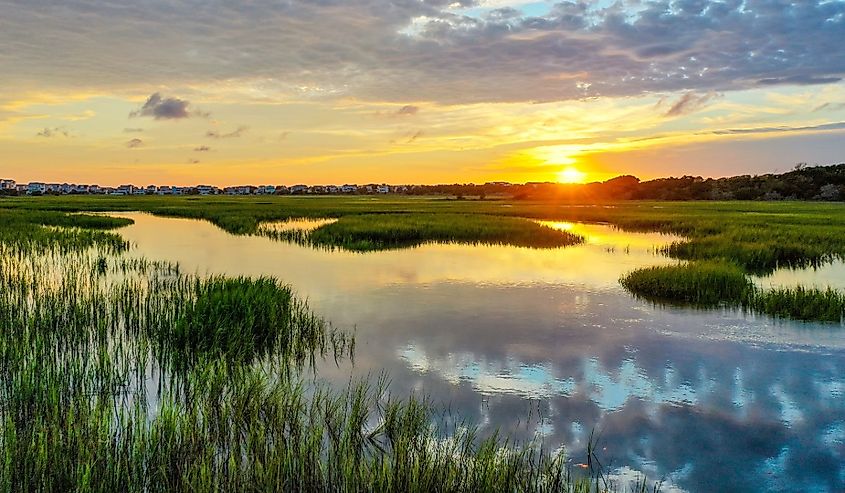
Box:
[0,179,15,190]
[27,182,47,194]
[341,184,357,193]
[377,185,390,194]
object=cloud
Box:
[130,92,205,120]
[664,92,720,117]
[126,138,144,148]
[707,122,845,136]
[35,126,71,138]
[813,102,845,113]
[396,105,419,116]
[758,76,843,86]
[123,127,144,133]
[194,145,211,152]
[187,158,200,164]
[2,1,844,104]
[206,126,248,139]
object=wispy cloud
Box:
[664,92,720,117]
[707,122,845,135]
[206,126,248,139]
[126,138,144,148]
[35,126,71,138]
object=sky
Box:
[1,0,844,186]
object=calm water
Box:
[114,213,845,492]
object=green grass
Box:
[3,196,845,272]
[168,277,347,366]
[620,261,754,307]
[750,286,845,323]
[2,195,844,322]
[264,213,583,251]
[0,208,131,253]
[621,263,845,323]
[0,217,647,491]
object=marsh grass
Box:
[620,262,753,307]
[750,286,845,323]
[263,213,584,251]
[0,224,650,491]
[167,276,351,367]
[621,262,844,323]
[0,209,130,253]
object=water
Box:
[114,213,845,492]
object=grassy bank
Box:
[0,208,130,253]
[621,263,845,323]
[262,213,583,251]
[3,195,844,321]
[3,196,845,271]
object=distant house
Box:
[27,182,47,195]
[196,185,217,195]
[0,179,16,191]
[341,184,357,193]
[256,185,276,195]
[377,185,390,194]
[290,184,308,194]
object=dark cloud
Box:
[187,158,200,164]
[664,92,720,117]
[123,127,144,133]
[130,93,205,120]
[126,138,144,148]
[2,1,845,104]
[407,130,423,143]
[758,76,843,86]
[206,126,248,139]
[707,122,845,135]
[35,126,71,138]
[194,145,211,152]
[396,105,419,116]
[813,102,845,112]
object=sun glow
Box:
[556,166,587,184]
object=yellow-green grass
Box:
[621,262,844,323]
[263,213,583,251]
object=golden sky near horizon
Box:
[1,1,844,186]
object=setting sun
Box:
[556,166,587,184]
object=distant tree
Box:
[818,183,842,201]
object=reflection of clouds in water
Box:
[607,466,690,493]
[400,345,575,399]
[110,213,845,492]
[583,358,699,412]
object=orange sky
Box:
[1,1,844,186]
